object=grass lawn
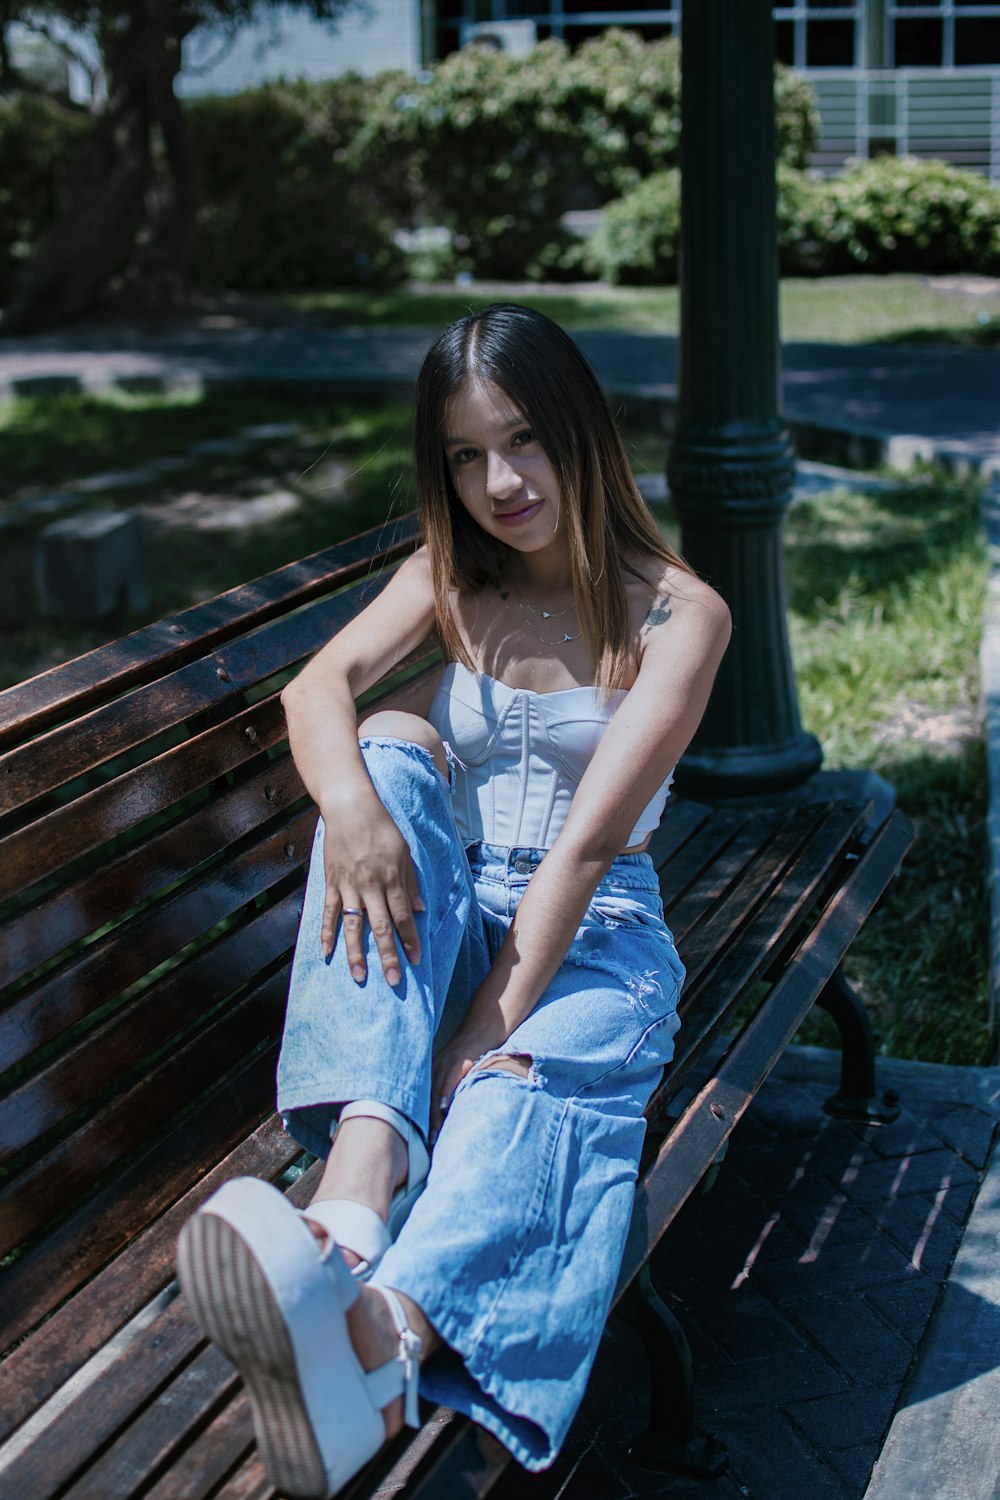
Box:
[786,470,989,1065]
[0,382,990,1065]
[0,387,415,688]
[278,274,1000,346]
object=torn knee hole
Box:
[470,1052,536,1083]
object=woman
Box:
[177,304,730,1499]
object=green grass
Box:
[0,385,414,494]
[278,274,1000,346]
[0,387,415,689]
[786,470,990,1065]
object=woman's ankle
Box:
[313,1115,409,1220]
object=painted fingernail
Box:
[352,965,365,982]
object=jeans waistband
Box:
[465,841,657,888]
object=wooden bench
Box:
[0,513,913,1499]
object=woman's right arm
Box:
[280,548,438,981]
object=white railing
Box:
[802,67,1000,181]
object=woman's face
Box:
[443,380,565,557]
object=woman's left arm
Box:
[431,577,732,1134]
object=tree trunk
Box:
[1,0,198,334]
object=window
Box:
[889,2,1000,65]
[772,4,861,69]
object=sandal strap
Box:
[371,1286,422,1429]
[304,1200,390,1277]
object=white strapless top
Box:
[427,661,673,849]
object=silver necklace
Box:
[494,579,581,646]
[514,591,575,621]
[515,597,582,647]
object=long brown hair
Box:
[414,303,693,692]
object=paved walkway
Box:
[490,1047,1000,1500]
[1,324,1000,465]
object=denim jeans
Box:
[277,737,684,1471]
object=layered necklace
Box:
[496,580,582,646]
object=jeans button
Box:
[514,858,531,874]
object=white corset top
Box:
[427,661,673,850]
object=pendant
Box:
[541,610,552,619]
[561,633,572,643]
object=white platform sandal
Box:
[177,1175,422,1500]
[303,1100,430,1279]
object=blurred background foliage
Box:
[5,29,995,299]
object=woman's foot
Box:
[177,1177,431,1497]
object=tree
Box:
[0,0,363,333]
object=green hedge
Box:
[364,29,816,279]
[805,156,1000,275]
[587,156,1000,284]
[583,170,680,285]
[187,77,411,290]
[4,45,998,297]
[0,95,88,301]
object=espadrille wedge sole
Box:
[178,1177,419,1500]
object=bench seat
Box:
[0,518,912,1498]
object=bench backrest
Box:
[0,516,425,1361]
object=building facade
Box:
[437,0,1000,179]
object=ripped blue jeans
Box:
[276,737,684,1472]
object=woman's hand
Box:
[319,794,425,986]
[430,1019,502,1142]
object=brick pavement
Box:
[488,1049,1000,1500]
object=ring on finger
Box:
[341,907,365,918]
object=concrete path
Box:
[489,1047,1000,1500]
[1,324,999,465]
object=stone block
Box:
[36,509,147,619]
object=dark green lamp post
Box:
[669,0,822,796]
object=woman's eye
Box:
[451,448,479,465]
[512,429,535,448]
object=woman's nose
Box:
[486,450,521,498]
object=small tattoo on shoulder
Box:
[644,595,673,629]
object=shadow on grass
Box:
[0,392,416,690]
[867,324,1000,350]
[786,470,983,626]
[799,739,990,1067]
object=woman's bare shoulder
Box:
[627,556,731,639]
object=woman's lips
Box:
[493,499,544,528]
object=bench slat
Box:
[141,1395,256,1500]
[0,973,285,1256]
[0,518,420,750]
[658,802,864,1106]
[0,809,311,1078]
[0,693,289,908]
[63,1346,241,1500]
[623,809,914,1275]
[678,803,856,988]
[651,804,750,908]
[0,1113,294,1444]
[0,571,394,818]
[0,745,305,987]
[1,890,302,1162]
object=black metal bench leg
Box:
[613,1263,728,1478]
[816,964,900,1123]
